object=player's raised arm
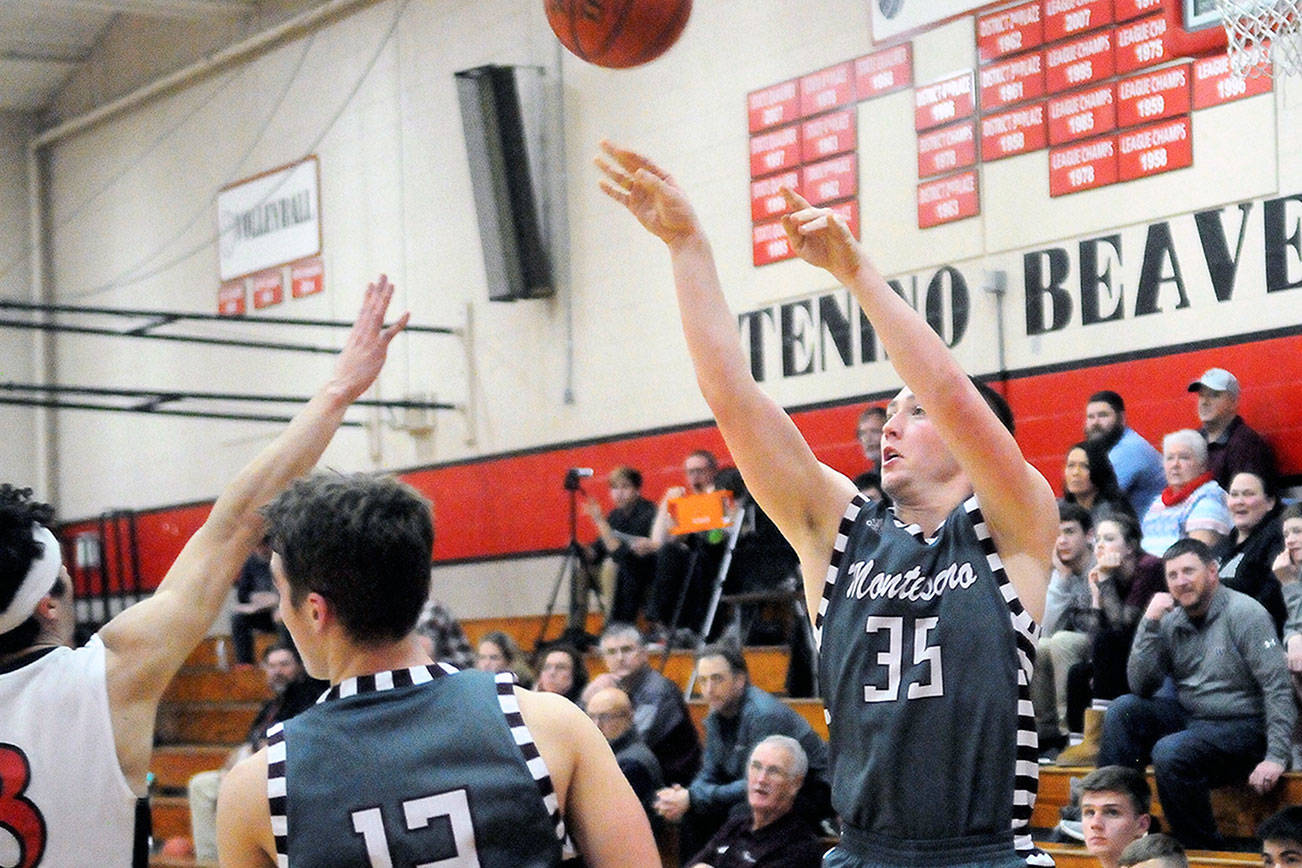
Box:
[99,275,408,787]
[779,190,1056,620]
[596,141,857,615]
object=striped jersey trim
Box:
[266,721,289,868]
[963,496,1049,868]
[815,494,866,653]
[494,672,568,848]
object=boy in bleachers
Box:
[1260,806,1302,868]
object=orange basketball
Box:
[545,0,692,69]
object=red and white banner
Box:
[1115,15,1173,75]
[917,122,977,177]
[801,154,858,205]
[800,62,855,117]
[1117,116,1193,181]
[915,71,976,131]
[1115,63,1191,128]
[1192,54,1273,108]
[980,51,1045,111]
[251,269,284,309]
[1047,84,1116,145]
[290,257,324,299]
[801,111,857,163]
[1043,0,1114,42]
[977,2,1043,62]
[1049,136,1118,195]
[751,171,800,223]
[750,125,802,178]
[748,80,800,133]
[1045,31,1115,92]
[981,103,1048,160]
[917,171,979,228]
[218,280,246,317]
[855,44,913,99]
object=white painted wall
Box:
[17,0,1302,615]
[0,111,38,496]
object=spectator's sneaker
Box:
[1056,819,1084,842]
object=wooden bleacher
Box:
[148,618,1288,867]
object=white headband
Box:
[0,525,63,636]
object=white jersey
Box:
[0,635,139,866]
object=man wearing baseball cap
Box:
[1188,367,1277,489]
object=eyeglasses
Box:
[748,760,791,779]
[600,644,639,658]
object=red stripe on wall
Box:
[59,334,1302,594]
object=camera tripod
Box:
[535,473,606,651]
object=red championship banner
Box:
[1116,0,1163,22]
[977,2,1043,62]
[800,62,855,117]
[1045,31,1114,92]
[1047,83,1116,144]
[748,80,800,133]
[1117,115,1192,181]
[752,219,794,266]
[801,110,856,163]
[980,51,1045,111]
[917,171,979,228]
[917,122,977,178]
[290,257,324,299]
[750,170,800,223]
[915,71,975,131]
[854,44,913,99]
[1049,135,1118,196]
[750,125,801,178]
[800,154,858,205]
[1115,15,1172,74]
[252,269,284,309]
[981,103,1048,160]
[1043,0,1114,43]
[1192,53,1273,108]
[218,279,246,316]
[1116,63,1191,128]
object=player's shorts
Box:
[823,825,1027,868]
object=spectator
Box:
[1085,390,1166,517]
[1098,538,1295,849]
[230,539,280,665]
[686,736,826,868]
[1271,504,1302,768]
[412,596,474,669]
[650,450,727,642]
[1075,766,1152,868]
[1058,514,1167,766]
[654,643,830,854]
[1063,439,1137,522]
[598,621,702,785]
[1187,368,1277,489]
[586,685,664,824]
[1140,429,1230,556]
[187,645,326,861]
[535,643,588,703]
[856,405,886,471]
[1034,502,1096,756]
[1214,471,1286,635]
[1259,805,1302,868]
[584,465,659,625]
[475,629,534,687]
[1119,834,1186,868]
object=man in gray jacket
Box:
[1098,537,1295,850]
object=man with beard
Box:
[1084,391,1165,517]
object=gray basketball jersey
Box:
[268,665,565,867]
[816,495,1049,866]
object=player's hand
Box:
[779,188,864,284]
[630,537,658,556]
[331,274,409,402]
[653,785,690,821]
[582,498,604,524]
[1144,592,1175,622]
[596,141,701,246]
[1249,759,1285,794]
[1287,635,1302,673]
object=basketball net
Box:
[1215,0,1302,78]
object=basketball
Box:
[545,0,692,69]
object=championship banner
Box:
[217,156,321,282]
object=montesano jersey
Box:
[270,665,565,867]
[0,636,139,867]
[816,495,1048,867]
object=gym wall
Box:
[16,0,1302,619]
